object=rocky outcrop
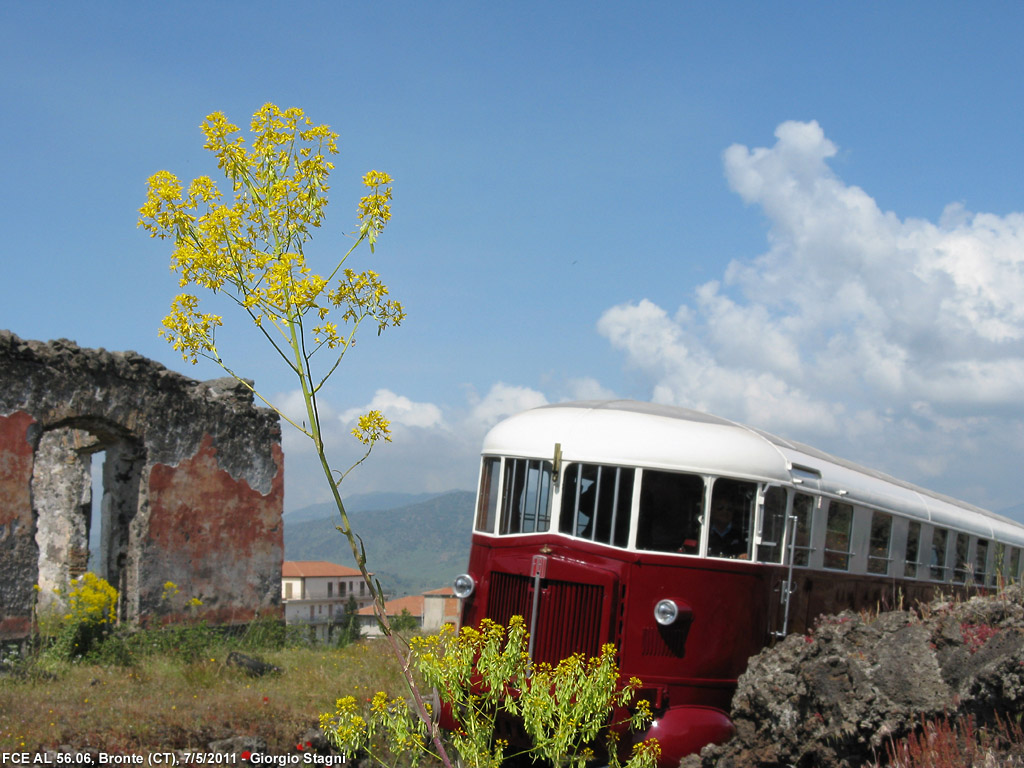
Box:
[689,587,1024,768]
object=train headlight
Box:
[453,573,476,599]
[654,599,680,626]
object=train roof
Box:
[482,400,1024,544]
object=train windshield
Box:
[475,456,554,534]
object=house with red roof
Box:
[357,586,460,636]
[281,560,375,642]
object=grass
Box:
[0,634,407,754]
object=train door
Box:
[775,467,821,638]
[755,484,788,641]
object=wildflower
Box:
[351,410,392,445]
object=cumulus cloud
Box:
[339,389,444,429]
[467,383,549,427]
[599,120,1024,509]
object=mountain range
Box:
[283,490,476,597]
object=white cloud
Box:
[468,383,549,428]
[599,120,1024,510]
[565,377,618,401]
[339,389,444,429]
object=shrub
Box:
[38,573,118,662]
[320,616,661,768]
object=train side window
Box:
[791,493,814,566]
[824,501,854,570]
[992,543,1006,587]
[867,511,893,575]
[757,486,788,563]
[499,458,553,535]
[904,521,922,578]
[975,539,989,585]
[636,470,704,555]
[475,457,501,532]
[953,533,970,583]
[559,464,634,547]
[708,478,756,559]
[1012,548,1022,582]
[930,528,949,581]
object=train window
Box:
[823,501,854,570]
[757,486,788,563]
[975,539,989,585]
[791,493,814,566]
[475,457,501,532]
[905,521,921,578]
[499,458,553,535]
[559,464,633,547]
[1011,548,1022,581]
[930,528,949,580]
[867,511,893,575]
[992,543,1006,587]
[953,533,970,583]
[708,478,756,559]
[636,470,704,555]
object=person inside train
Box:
[708,491,751,559]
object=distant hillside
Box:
[283,491,448,523]
[284,490,475,597]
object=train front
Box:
[451,403,773,764]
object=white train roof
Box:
[482,400,1024,544]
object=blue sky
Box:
[4,2,1024,516]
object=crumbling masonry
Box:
[0,331,284,639]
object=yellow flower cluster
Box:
[161,581,180,602]
[320,691,427,765]
[65,572,118,626]
[138,103,404,379]
[324,616,659,768]
[351,410,393,446]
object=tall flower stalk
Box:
[139,103,452,767]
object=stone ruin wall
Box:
[0,330,284,640]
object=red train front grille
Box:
[488,571,606,664]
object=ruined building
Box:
[0,331,284,639]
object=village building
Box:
[281,560,373,642]
[357,586,460,636]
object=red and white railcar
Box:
[453,400,1024,763]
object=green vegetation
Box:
[321,617,661,768]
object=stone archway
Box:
[0,331,284,639]
[31,420,144,621]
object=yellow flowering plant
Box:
[38,573,119,661]
[320,617,662,768]
[139,103,454,762]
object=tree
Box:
[391,607,419,633]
